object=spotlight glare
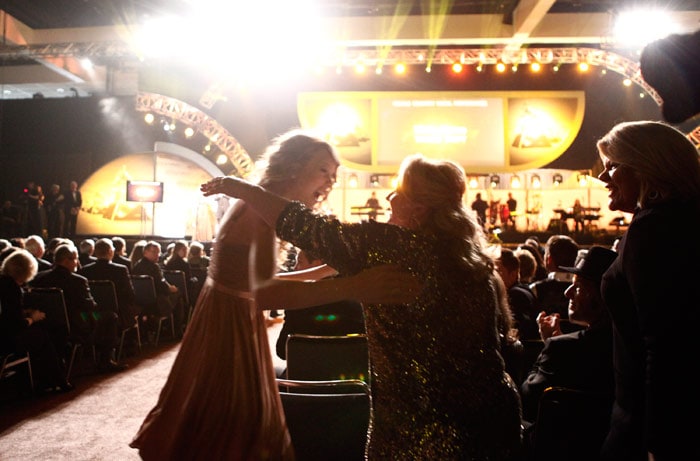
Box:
[216,154,228,165]
[623,78,632,86]
[394,62,407,74]
[144,113,155,124]
[452,62,463,73]
[184,127,195,138]
[530,62,541,72]
[578,62,590,72]
[496,62,506,73]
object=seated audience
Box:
[78,238,97,268]
[185,241,210,269]
[0,248,72,392]
[529,235,580,332]
[128,240,147,268]
[496,248,539,341]
[79,238,138,331]
[30,244,124,373]
[111,236,132,273]
[132,241,183,337]
[23,234,52,271]
[515,247,538,285]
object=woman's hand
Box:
[201,176,246,198]
[351,265,423,305]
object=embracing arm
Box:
[201,176,287,229]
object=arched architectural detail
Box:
[135,91,255,177]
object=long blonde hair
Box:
[399,154,492,274]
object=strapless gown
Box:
[130,244,293,460]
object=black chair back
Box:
[130,275,157,311]
[24,287,70,337]
[163,269,189,306]
[87,280,119,314]
[277,378,370,461]
[285,334,369,383]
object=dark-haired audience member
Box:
[518,242,547,282]
[80,238,138,334]
[129,240,147,268]
[496,248,538,341]
[78,239,96,267]
[164,240,195,320]
[132,241,183,337]
[30,244,124,373]
[0,249,73,392]
[24,234,52,271]
[529,235,580,332]
[44,237,70,264]
[111,236,132,273]
[64,180,82,239]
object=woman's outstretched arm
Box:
[201,176,288,228]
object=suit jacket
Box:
[113,254,132,273]
[79,259,137,325]
[64,189,82,213]
[30,265,97,338]
[0,275,27,351]
[132,257,171,296]
[34,256,52,272]
[520,320,614,423]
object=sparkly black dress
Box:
[277,202,522,460]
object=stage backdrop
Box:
[78,142,222,239]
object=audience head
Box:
[79,238,95,255]
[544,235,579,272]
[129,240,147,266]
[46,237,69,255]
[9,237,25,249]
[187,241,204,259]
[93,238,115,261]
[24,234,45,258]
[112,236,127,255]
[167,240,188,264]
[53,244,79,272]
[257,130,340,207]
[142,241,162,263]
[597,121,700,213]
[559,246,618,326]
[514,248,537,284]
[495,248,520,288]
[1,248,38,285]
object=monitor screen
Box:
[126,180,164,203]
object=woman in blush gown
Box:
[131,131,419,460]
[203,153,523,460]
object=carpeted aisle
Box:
[0,320,286,460]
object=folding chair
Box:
[88,279,141,362]
[277,378,370,461]
[1,351,34,392]
[24,287,94,380]
[130,274,174,346]
[285,334,369,383]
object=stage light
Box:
[184,127,195,138]
[510,175,521,188]
[511,64,518,72]
[623,78,632,86]
[354,63,366,74]
[216,154,228,165]
[553,173,563,186]
[348,173,359,188]
[578,62,590,72]
[394,62,407,74]
[553,64,560,72]
[144,113,155,124]
[577,173,589,187]
[375,66,383,75]
[496,62,506,73]
[204,143,212,152]
[425,65,432,73]
[490,174,500,188]
[452,62,463,73]
[530,62,541,72]
[530,174,542,189]
[476,64,483,72]
[468,177,479,189]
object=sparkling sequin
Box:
[277,202,522,460]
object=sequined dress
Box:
[130,243,293,460]
[277,202,522,460]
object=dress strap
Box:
[204,276,253,299]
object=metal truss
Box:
[135,92,255,178]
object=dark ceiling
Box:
[3,0,699,30]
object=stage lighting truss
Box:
[135,92,254,178]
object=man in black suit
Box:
[111,236,132,273]
[79,238,138,331]
[520,246,618,457]
[31,243,124,372]
[132,240,183,337]
[78,238,97,268]
[63,180,82,238]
